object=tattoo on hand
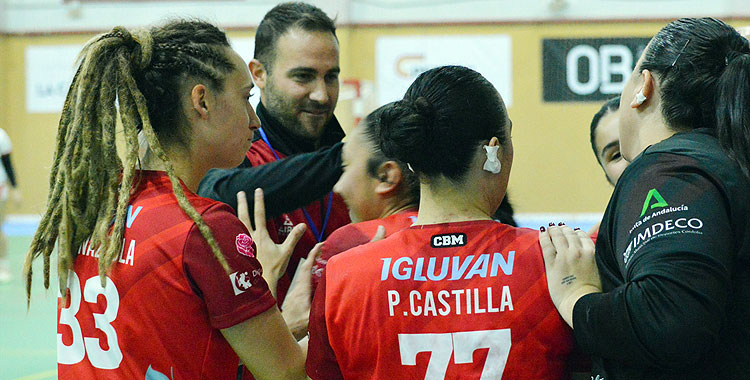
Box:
[561,275,576,286]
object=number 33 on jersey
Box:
[58,271,122,369]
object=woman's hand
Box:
[281,242,323,340]
[540,224,602,327]
[237,189,306,298]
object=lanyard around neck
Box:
[258,127,333,242]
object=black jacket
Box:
[574,129,750,379]
[197,102,344,218]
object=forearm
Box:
[573,265,726,368]
[222,307,307,380]
[263,275,279,299]
[198,143,342,218]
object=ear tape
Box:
[635,91,647,106]
[483,145,502,174]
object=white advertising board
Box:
[25,44,82,114]
[376,35,513,107]
[25,38,257,114]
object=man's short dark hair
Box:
[254,2,337,72]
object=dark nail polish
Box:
[574,227,581,231]
[549,222,555,226]
[558,222,565,226]
[540,226,546,232]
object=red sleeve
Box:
[306,270,344,380]
[183,204,277,329]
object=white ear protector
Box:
[483,145,502,174]
[635,91,647,106]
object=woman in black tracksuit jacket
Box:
[541,18,750,380]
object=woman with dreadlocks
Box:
[23,20,308,379]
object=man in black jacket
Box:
[198,2,344,218]
[198,2,350,305]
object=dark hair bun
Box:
[378,96,436,171]
[377,65,508,181]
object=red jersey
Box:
[246,140,350,303]
[57,171,275,379]
[311,209,418,292]
[307,220,574,380]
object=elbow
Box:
[642,319,719,369]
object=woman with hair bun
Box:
[543,17,750,379]
[307,65,575,379]
[23,20,308,379]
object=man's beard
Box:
[264,81,332,144]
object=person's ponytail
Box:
[715,53,750,179]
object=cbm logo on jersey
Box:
[431,233,467,248]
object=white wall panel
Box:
[350,0,739,24]
[1,0,748,34]
[0,0,349,34]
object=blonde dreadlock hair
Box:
[23,20,238,302]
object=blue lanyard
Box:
[258,127,333,242]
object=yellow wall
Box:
[341,21,661,214]
[2,34,94,216]
[3,20,747,216]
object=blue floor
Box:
[0,235,57,380]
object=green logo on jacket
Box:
[640,188,669,217]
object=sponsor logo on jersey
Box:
[381,251,515,281]
[229,271,254,295]
[278,214,294,239]
[640,188,668,217]
[623,216,703,266]
[430,233,467,248]
[235,233,255,258]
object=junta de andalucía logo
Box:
[640,188,668,217]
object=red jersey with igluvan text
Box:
[307,220,574,380]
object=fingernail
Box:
[540,226,546,232]
[549,222,555,226]
[574,227,581,231]
[558,222,565,226]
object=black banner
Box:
[543,37,650,102]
